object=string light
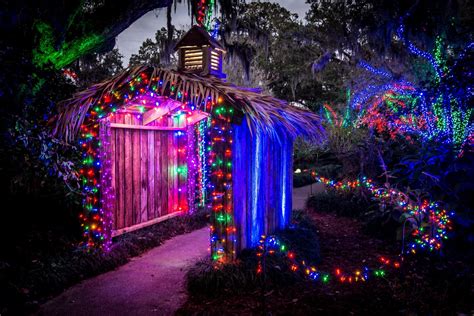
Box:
[209,101,236,262]
[76,69,237,257]
[357,60,393,79]
[211,18,220,39]
[256,235,401,285]
[255,171,454,284]
[311,172,453,253]
[353,26,473,149]
[397,21,442,79]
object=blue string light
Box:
[357,60,393,79]
[396,21,443,78]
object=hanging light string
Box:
[196,0,215,31]
[196,0,206,26]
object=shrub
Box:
[306,190,374,217]
[306,190,401,240]
[293,172,316,188]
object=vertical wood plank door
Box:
[110,127,184,234]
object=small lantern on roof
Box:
[174,25,226,79]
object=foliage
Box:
[33,21,104,70]
[293,172,317,188]
[306,0,472,64]
[71,48,124,88]
[292,136,320,170]
[294,120,387,181]
[129,28,184,68]
[1,46,126,215]
[220,2,344,107]
[129,39,162,67]
[1,67,79,194]
[222,2,300,87]
[307,190,376,219]
[352,36,473,148]
[218,0,472,110]
[392,143,474,248]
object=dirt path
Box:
[39,227,209,316]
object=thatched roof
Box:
[54,65,324,142]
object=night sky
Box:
[116,0,310,65]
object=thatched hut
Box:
[55,26,324,261]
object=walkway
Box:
[39,227,209,316]
[292,182,325,209]
[39,184,324,316]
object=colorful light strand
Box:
[76,69,233,255]
[256,235,401,285]
[208,101,236,261]
[187,123,198,214]
[196,0,215,30]
[255,171,453,284]
[357,60,393,79]
[197,118,210,206]
[311,172,453,253]
[353,28,473,149]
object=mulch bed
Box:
[179,211,473,315]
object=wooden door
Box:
[110,125,186,235]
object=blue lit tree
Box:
[352,18,473,150]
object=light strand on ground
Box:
[256,235,401,284]
[311,172,453,253]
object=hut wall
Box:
[232,119,293,252]
[107,116,188,235]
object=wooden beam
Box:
[120,95,170,113]
[142,100,183,125]
[185,112,210,126]
[110,123,185,131]
[111,211,184,237]
[115,109,144,115]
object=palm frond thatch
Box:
[54,65,325,142]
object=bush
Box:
[293,172,316,187]
[306,190,400,240]
[186,210,320,298]
[306,190,374,217]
